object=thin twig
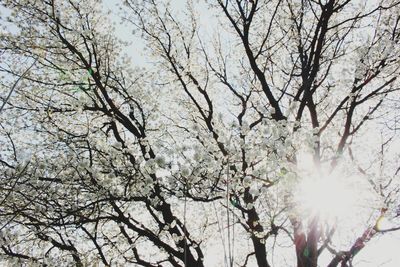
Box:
[0,58,38,114]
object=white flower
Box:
[243,176,252,188]
[249,186,259,197]
[155,155,166,167]
[181,166,190,177]
[193,152,202,161]
[269,107,276,116]
[144,159,156,173]
[170,220,176,229]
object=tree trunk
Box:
[295,217,319,267]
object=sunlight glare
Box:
[295,174,357,223]
[293,154,363,225]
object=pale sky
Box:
[101,1,400,266]
[0,0,399,266]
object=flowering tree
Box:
[0,0,400,266]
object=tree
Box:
[0,0,400,266]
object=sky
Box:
[100,0,400,267]
[99,2,400,265]
[0,0,399,266]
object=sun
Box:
[294,172,358,224]
[288,151,373,228]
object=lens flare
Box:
[294,173,358,224]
